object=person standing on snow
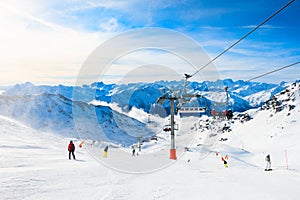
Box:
[222,157,228,168]
[103,145,108,157]
[223,159,228,168]
[265,154,271,171]
[132,148,136,156]
[68,140,76,160]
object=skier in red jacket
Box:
[68,140,76,160]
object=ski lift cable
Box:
[190,0,295,78]
[246,61,300,82]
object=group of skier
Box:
[132,145,141,156]
[68,140,141,159]
[215,152,272,170]
[68,140,109,159]
[67,141,272,171]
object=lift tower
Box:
[157,95,178,160]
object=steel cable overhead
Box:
[190,0,295,78]
[246,62,300,82]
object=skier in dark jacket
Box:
[68,140,76,160]
[265,154,271,171]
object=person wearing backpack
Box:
[68,140,76,160]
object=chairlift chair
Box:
[163,123,178,132]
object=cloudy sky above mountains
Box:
[0,0,299,85]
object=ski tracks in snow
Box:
[1,176,47,200]
[99,174,137,200]
[152,185,172,200]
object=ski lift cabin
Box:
[163,120,178,132]
[178,106,206,117]
[209,86,233,120]
[177,74,209,118]
[210,109,233,120]
[146,115,157,128]
[163,124,179,132]
[177,94,208,117]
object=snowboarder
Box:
[103,145,108,157]
[132,148,136,156]
[265,154,271,171]
[68,140,76,160]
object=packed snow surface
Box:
[1,111,300,199]
[1,81,300,199]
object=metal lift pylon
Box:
[157,95,177,160]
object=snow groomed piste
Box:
[1,81,300,199]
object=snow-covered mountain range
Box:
[3,79,288,110]
[0,79,296,146]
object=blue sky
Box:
[0,0,299,85]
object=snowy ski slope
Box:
[1,82,300,199]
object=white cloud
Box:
[69,0,128,11]
[241,25,283,29]
[0,0,298,85]
[99,18,119,32]
[0,3,70,32]
[0,1,115,85]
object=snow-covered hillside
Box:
[1,81,300,199]
[211,81,300,170]
[0,93,154,146]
